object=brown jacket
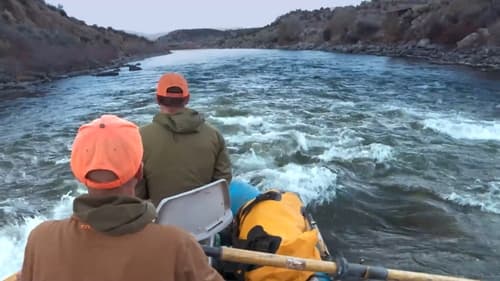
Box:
[137,108,232,206]
[20,195,224,281]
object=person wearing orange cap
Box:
[138,72,232,206]
[18,115,224,281]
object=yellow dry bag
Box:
[233,190,321,281]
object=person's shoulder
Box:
[200,121,223,137]
[147,224,197,242]
[28,219,71,239]
[139,121,162,140]
[139,122,156,133]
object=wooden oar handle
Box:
[204,246,480,281]
[3,272,18,281]
[220,246,338,273]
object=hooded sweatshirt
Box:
[20,195,224,281]
[138,108,232,206]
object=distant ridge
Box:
[156,0,500,70]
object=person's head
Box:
[70,115,143,197]
[156,72,190,114]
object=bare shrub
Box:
[326,7,357,42]
[277,17,302,44]
[439,23,477,45]
[445,0,488,22]
[383,13,402,42]
[0,39,11,56]
[1,9,15,23]
[1,0,26,22]
[355,17,381,38]
[416,12,444,42]
[322,28,331,41]
[488,21,500,46]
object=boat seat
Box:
[155,179,233,245]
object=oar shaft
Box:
[205,246,338,273]
[204,246,480,281]
[388,269,480,281]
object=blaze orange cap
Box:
[70,115,143,189]
[156,72,190,98]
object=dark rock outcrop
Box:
[95,69,120,77]
[128,64,142,71]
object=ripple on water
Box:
[0,49,499,280]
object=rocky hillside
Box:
[0,0,169,84]
[157,28,260,49]
[159,0,500,69]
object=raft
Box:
[3,180,480,281]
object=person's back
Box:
[19,115,223,281]
[138,73,232,206]
[23,209,221,281]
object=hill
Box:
[157,28,260,49]
[0,0,170,86]
[157,0,500,70]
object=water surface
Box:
[1,49,499,280]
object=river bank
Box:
[0,50,170,95]
[0,0,172,94]
[157,1,500,73]
[279,43,500,72]
[162,42,500,73]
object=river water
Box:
[0,49,499,280]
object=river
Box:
[1,49,499,280]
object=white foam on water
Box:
[329,101,355,109]
[0,216,46,279]
[292,130,309,151]
[444,181,500,215]
[0,192,78,279]
[383,104,500,142]
[55,157,70,165]
[233,149,275,172]
[210,116,264,127]
[423,118,500,141]
[319,143,394,163]
[226,131,286,145]
[240,163,339,205]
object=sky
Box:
[45,0,363,35]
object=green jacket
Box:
[137,108,232,206]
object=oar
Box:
[203,246,480,281]
[3,273,17,281]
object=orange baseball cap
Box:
[70,115,143,189]
[156,72,190,98]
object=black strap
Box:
[231,190,284,278]
[246,225,282,254]
[237,190,282,221]
[233,190,283,243]
[236,225,283,272]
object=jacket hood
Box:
[73,195,156,236]
[153,108,204,134]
